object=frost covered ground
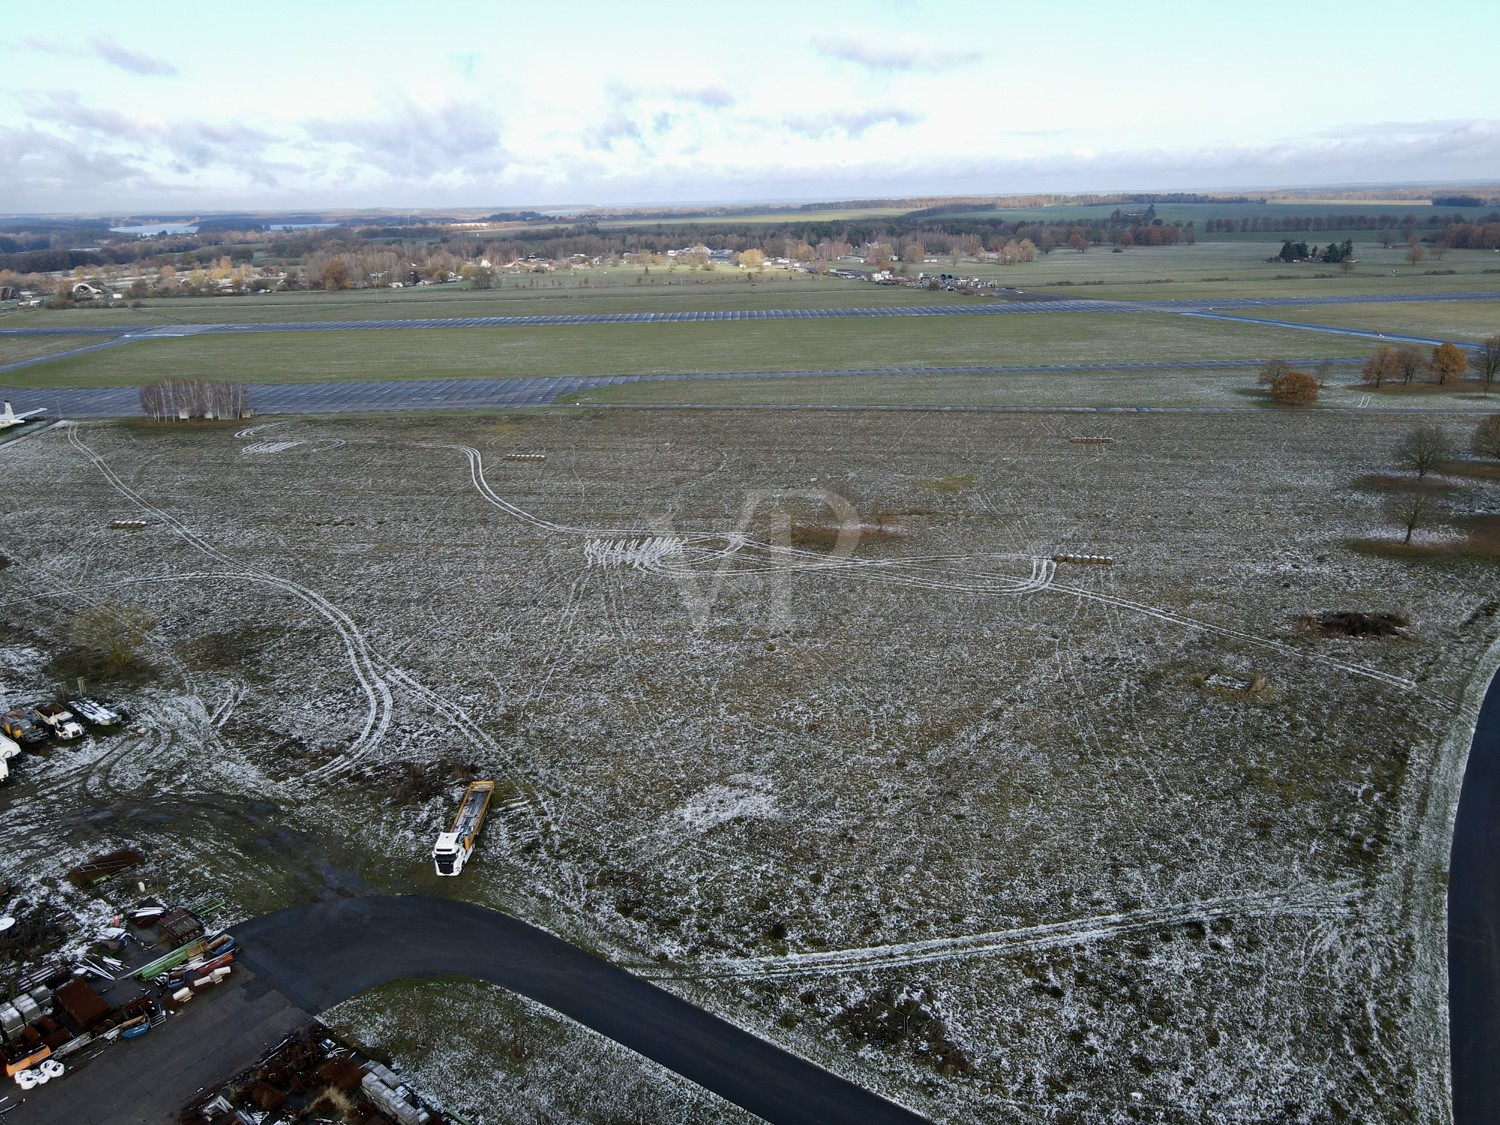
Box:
[2,407,1498,1124]
[326,977,759,1125]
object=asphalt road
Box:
[237,895,929,1125]
[1448,662,1500,1125]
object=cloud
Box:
[810,30,979,72]
[668,79,735,109]
[782,106,925,138]
[25,90,276,166]
[0,125,157,202]
[603,76,736,111]
[20,34,178,76]
[303,98,511,178]
[89,35,178,76]
[25,90,144,138]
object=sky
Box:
[2,0,1498,215]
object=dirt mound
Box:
[1298,610,1412,638]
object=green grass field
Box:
[0,334,110,366]
[1233,300,1500,341]
[899,199,1495,228]
[949,243,1500,301]
[10,313,1369,389]
[1,271,968,327]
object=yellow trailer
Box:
[433,781,496,876]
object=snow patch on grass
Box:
[675,773,777,830]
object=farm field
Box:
[2,407,1498,1123]
[904,200,1496,229]
[1233,300,1500,342]
[12,314,1366,390]
[976,245,1500,302]
[564,367,1498,411]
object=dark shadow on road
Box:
[1449,663,1500,1125]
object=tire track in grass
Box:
[457,442,1066,602]
[454,440,1410,696]
[209,681,243,727]
[68,437,557,850]
[65,425,394,775]
[1047,579,1417,691]
[685,881,1361,979]
[369,655,551,849]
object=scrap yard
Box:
[0,851,233,1110]
[0,847,453,1125]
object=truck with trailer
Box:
[433,781,496,876]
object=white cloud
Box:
[810,29,979,72]
[21,34,178,76]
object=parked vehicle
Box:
[68,698,123,727]
[1,711,47,746]
[433,781,495,876]
[34,704,85,741]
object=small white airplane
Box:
[0,401,46,430]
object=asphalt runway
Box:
[237,895,930,1125]
[1448,663,1500,1125]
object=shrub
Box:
[1271,371,1319,404]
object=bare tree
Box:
[1362,346,1398,388]
[1477,333,1500,395]
[1257,358,1291,387]
[1388,490,1439,545]
[1474,414,1500,460]
[1395,423,1451,478]
[1394,346,1426,386]
[138,377,249,420]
